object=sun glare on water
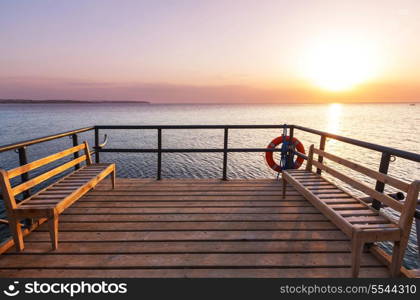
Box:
[300,38,380,92]
[327,103,342,135]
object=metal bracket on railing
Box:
[93,134,109,150]
[93,133,108,164]
[93,134,108,164]
[98,134,108,148]
[13,146,25,154]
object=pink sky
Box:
[1,0,419,103]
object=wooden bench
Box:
[282,145,419,277]
[0,142,116,251]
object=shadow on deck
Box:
[0,179,391,278]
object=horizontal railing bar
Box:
[95,125,290,130]
[1,124,418,164]
[293,125,420,163]
[99,148,282,153]
[0,127,94,153]
[293,150,308,160]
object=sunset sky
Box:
[1,0,419,103]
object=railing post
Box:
[286,125,294,169]
[316,135,326,175]
[17,146,33,226]
[372,152,391,210]
[94,127,100,163]
[157,128,162,180]
[17,147,30,199]
[72,134,80,170]
[222,128,228,180]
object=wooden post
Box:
[394,181,420,272]
[372,152,391,210]
[83,141,93,165]
[305,144,314,172]
[316,135,326,175]
[157,129,162,180]
[222,128,228,180]
[48,209,59,250]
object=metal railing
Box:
[94,125,288,180]
[1,124,419,217]
[1,123,419,192]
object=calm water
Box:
[0,103,419,268]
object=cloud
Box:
[0,77,303,103]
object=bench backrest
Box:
[0,141,92,211]
[306,144,420,230]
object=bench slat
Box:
[55,164,115,213]
[338,210,377,216]
[329,203,367,209]
[311,160,404,213]
[7,144,86,179]
[313,148,409,192]
[17,165,114,215]
[12,155,87,196]
[346,216,395,224]
[283,172,353,237]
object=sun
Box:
[300,38,379,91]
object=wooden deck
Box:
[0,178,392,277]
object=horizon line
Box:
[0,98,419,105]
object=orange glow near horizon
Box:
[0,1,419,103]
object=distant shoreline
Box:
[0,99,150,104]
[0,99,417,105]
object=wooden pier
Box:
[0,178,393,278]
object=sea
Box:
[0,102,419,268]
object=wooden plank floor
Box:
[0,179,390,278]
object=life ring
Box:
[265,136,305,172]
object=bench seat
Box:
[285,170,399,230]
[15,164,114,214]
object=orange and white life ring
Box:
[265,136,305,172]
